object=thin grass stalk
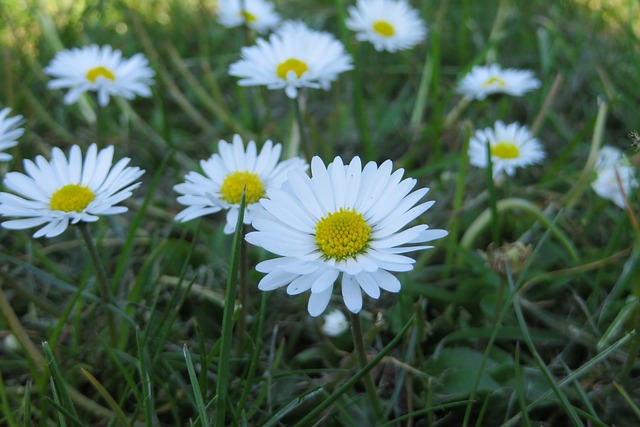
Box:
[445,122,471,272]
[22,381,31,427]
[78,223,117,347]
[183,345,210,427]
[485,142,500,246]
[352,47,374,161]
[80,368,132,427]
[136,328,156,427]
[348,312,384,420]
[42,342,78,421]
[513,344,532,427]
[0,369,18,427]
[214,191,246,427]
[236,225,249,351]
[291,315,414,427]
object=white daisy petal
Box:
[591,145,639,208]
[247,156,447,316]
[217,0,281,33]
[229,21,353,99]
[457,64,540,100]
[175,135,307,234]
[346,0,428,53]
[0,108,25,161]
[44,44,154,106]
[469,121,545,178]
[0,144,144,238]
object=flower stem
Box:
[292,96,312,162]
[349,311,384,419]
[78,223,117,346]
[236,225,248,351]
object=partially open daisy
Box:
[44,44,155,107]
[245,156,448,316]
[469,121,545,178]
[0,144,144,238]
[217,0,280,33]
[457,64,540,100]
[345,0,427,52]
[228,21,353,99]
[0,107,25,162]
[174,134,307,234]
[591,145,638,209]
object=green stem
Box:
[349,312,384,420]
[292,96,312,162]
[78,223,117,346]
[236,225,248,351]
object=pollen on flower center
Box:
[482,76,506,88]
[220,171,265,204]
[372,20,395,37]
[50,184,95,212]
[86,66,116,83]
[315,208,371,260]
[276,58,309,80]
[491,141,520,159]
[240,10,257,23]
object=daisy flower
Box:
[245,156,448,316]
[217,0,281,33]
[469,121,545,178]
[591,145,638,209]
[228,21,353,99]
[0,144,144,238]
[322,309,349,337]
[44,44,155,107]
[0,107,25,162]
[345,0,427,52]
[457,64,540,100]
[174,134,307,234]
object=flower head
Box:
[174,134,307,234]
[245,156,448,316]
[591,145,638,209]
[44,44,155,107]
[228,21,353,98]
[0,144,144,238]
[469,121,545,178]
[322,309,349,336]
[346,0,427,52]
[217,0,281,33]
[0,107,25,162]
[457,64,540,100]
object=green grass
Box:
[1,0,640,425]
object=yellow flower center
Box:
[86,66,116,83]
[482,76,506,88]
[315,208,371,260]
[220,171,265,205]
[372,20,395,37]
[276,58,309,80]
[491,141,520,159]
[50,184,95,212]
[240,10,257,23]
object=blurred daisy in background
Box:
[469,121,545,178]
[322,309,349,336]
[0,144,144,238]
[217,0,281,33]
[246,156,448,316]
[591,145,638,209]
[0,107,25,162]
[44,44,155,107]
[174,134,307,234]
[229,21,353,98]
[345,0,427,52]
[457,64,540,100]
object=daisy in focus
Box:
[44,44,155,107]
[228,21,353,99]
[591,145,638,209]
[457,64,540,100]
[345,0,427,52]
[174,134,307,234]
[0,107,25,162]
[469,121,545,178]
[0,144,144,238]
[245,156,448,316]
[217,0,280,33]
